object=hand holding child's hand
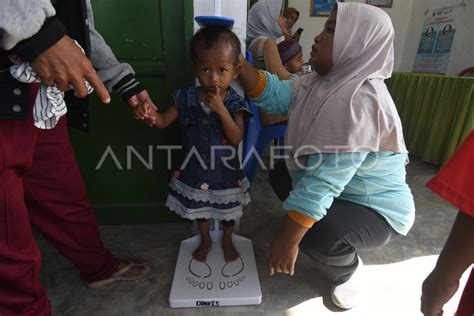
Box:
[127,90,157,111]
[205,85,226,115]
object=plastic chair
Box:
[242,52,287,183]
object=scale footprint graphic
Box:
[188,259,212,278]
[221,257,244,277]
[188,256,244,278]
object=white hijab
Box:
[246,0,284,48]
[286,2,407,170]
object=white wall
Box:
[399,0,474,75]
[288,0,414,71]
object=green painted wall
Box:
[69,0,194,224]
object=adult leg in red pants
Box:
[23,115,123,283]
[0,85,52,315]
[0,86,150,316]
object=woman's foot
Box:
[222,241,239,262]
[193,240,212,262]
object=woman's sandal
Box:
[87,258,151,289]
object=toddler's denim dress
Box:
[165,86,252,221]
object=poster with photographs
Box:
[310,0,343,17]
[413,6,460,74]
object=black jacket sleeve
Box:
[11,17,67,61]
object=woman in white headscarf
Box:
[246,0,290,125]
[239,3,415,310]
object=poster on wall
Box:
[412,6,461,74]
[366,0,392,8]
[310,0,344,17]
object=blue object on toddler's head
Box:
[195,16,235,28]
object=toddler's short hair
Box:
[277,39,302,64]
[190,27,241,65]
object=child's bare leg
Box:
[193,219,212,262]
[221,220,239,262]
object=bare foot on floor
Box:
[193,241,212,262]
[222,241,239,262]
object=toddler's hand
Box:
[205,86,225,115]
[132,102,157,127]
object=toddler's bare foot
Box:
[222,241,239,262]
[193,240,212,262]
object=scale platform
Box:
[169,231,262,308]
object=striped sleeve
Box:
[112,74,145,102]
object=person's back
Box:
[341,152,414,234]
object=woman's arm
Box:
[238,57,293,116]
[238,53,261,93]
[252,72,292,115]
[268,152,369,276]
[238,42,291,92]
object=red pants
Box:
[0,85,120,315]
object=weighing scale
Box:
[169,220,262,308]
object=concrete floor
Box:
[38,158,470,315]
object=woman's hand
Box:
[268,231,299,276]
[267,214,310,276]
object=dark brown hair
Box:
[190,27,241,65]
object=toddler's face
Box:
[193,43,240,93]
[309,8,336,75]
[285,50,303,74]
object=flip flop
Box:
[87,258,151,289]
[122,257,148,267]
